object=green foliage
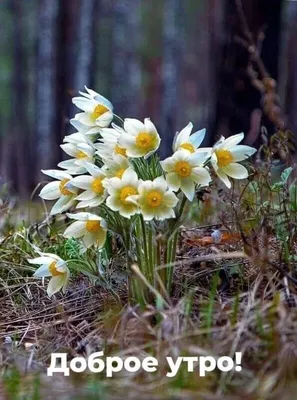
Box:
[130,154,163,181]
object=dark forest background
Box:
[0,0,297,197]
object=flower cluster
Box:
[31,87,256,296]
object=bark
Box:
[214,0,283,144]
[74,0,96,91]
[10,0,29,196]
[178,0,226,147]
[111,0,142,117]
[59,0,89,137]
[160,0,184,157]
[279,1,297,135]
[35,0,59,177]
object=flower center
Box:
[76,150,88,159]
[114,145,127,157]
[174,161,192,178]
[115,168,126,178]
[59,178,73,196]
[180,143,195,153]
[215,149,234,168]
[85,220,101,233]
[135,132,153,149]
[91,104,109,121]
[146,191,163,208]
[120,186,137,204]
[91,177,104,194]
[49,261,64,277]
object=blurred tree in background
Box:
[0,0,296,196]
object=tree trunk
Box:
[74,0,96,91]
[160,0,184,158]
[111,0,142,117]
[279,1,297,136]
[214,0,283,145]
[35,0,59,179]
[10,0,29,197]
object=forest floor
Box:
[1,221,297,400]
[1,157,297,399]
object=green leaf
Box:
[290,184,297,212]
[281,167,293,183]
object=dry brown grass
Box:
[1,230,297,399]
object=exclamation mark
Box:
[235,352,242,371]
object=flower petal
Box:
[47,275,66,296]
[63,221,86,238]
[189,128,206,148]
[230,145,257,161]
[216,169,231,188]
[70,175,93,190]
[51,196,75,215]
[33,264,51,278]
[39,181,61,200]
[180,178,195,201]
[223,163,248,179]
[222,133,244,149]
[166,172,181,191]
[191,167,212,186]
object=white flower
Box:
[70,118,101,139]
[102,153,131,179]
[105,168,139,218]
[58,142,95,175]
[72,87,113,129]
[28,253,70,297]
[211,133,257,188]
[161,150,211,201]
[128,177,178,221]
[173,122,211,154]
[69,162,107,209]
[118,118,161,159]
[63,131,90,145]
[95,127,127,160]
[39,169,78,215]
[64,212,107,249]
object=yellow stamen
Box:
[146,191,162,208]
[49,261,64,277]
[91,177,104,194]
[174,161,192,178]
[115,168,126,178]
[215,149,234,168]
[120,186,137,204]
[59,178,73,196]
[115,145,127,157]
[91,104,109,121]
[180,143,195,153]
[76,150,88,159]
[135,132,153,149]
[86,220,101,233]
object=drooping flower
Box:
[95,127,127,160]
[64,212,107,249]
[118,118,161,159]
[173,122,211,154]
[161,150,211,201]
[105,168,139,218]
[102,153,131,179]
[28,253,70,297]
[63,131,91,145]
[128,177,178,221]
[69,162,107,208]
[72,87,113,129]
[69,118,101,139]
[58,142,95,175]
[39,169,78,215]
[211,133,257,188]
